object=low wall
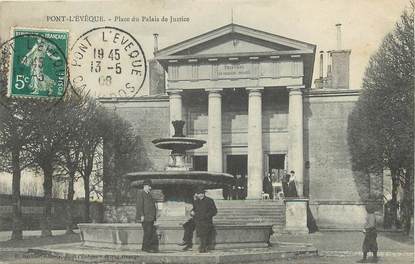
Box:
[309,200,383,229]
[0,194,103,231]
[103,204,136,223]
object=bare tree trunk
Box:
[41,163,53,237]
[402,168,413,234]
[65,172,75,234]
[391,168,399,229]
[11,149,23,240]
[83,175,90,223]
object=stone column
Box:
[287,85,305,197]
[206,89,223,199]
[169,90,183,136]
[207,89,223,172]
[247,87,263,199]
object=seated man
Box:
[178,193,197,250]
[178,216,195,250]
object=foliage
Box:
[348,2,414,233]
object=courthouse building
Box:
[101,24,383,228]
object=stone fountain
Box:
[78,121,273,250]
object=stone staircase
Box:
[213,200,285,230]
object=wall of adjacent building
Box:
[101,97,170,222]
[304,89,383,229]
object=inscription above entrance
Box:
[217,64,252,79]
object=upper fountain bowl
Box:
[152,120,206,152]
[152,137,206,151]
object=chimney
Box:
[153,33,159,54]
[327,51,332,77]
[314,50,325,89]
[336,23,342,50]
[319,51,324,78]
[149,33,165,95]
[331,24,351,89]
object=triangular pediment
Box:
[174,34,295,56]
[155,24,315,58]
[195,38,277,54]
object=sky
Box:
[0,0,410,95]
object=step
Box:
[215,218,284,221]
[215,217,284,221]
[217,211,283,214]
[216,204,284,207]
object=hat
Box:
[143,179,152,186]
[194,186,206,194]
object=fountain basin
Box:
[125,171,235,189]
[78,223,272,250]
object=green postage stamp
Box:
[7,28,68,99]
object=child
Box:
[358,205,378,263]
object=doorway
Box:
[226,155,247,176]
[226,155,248,200]
[268,154,285,173]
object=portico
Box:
[156,24,315,199]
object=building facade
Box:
[101,24,383,229]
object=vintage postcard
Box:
[0,0,413,264]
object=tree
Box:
[29,103,67,237]
[107,110,151,205]
[348,2,414,233]
[56,95,85,233]
[77,98,106,222]
[0,101,35,240]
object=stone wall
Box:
[0,194,103,231]
[304,89,383,228]
[309,200,383,229]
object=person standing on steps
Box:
[263,172,274,200]
[286,170,298,198]
[193,186,217,253]
[282,171,290,197]
[136,179,159,253]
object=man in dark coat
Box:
[193,187,217,253]
[263,173,274,199]
[286,170,298,198]
[282,172,289,197]
[136,179,158,253]
[236,174,247,200]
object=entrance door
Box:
[268,154,286,197]
[226,155,247,200]
[268,154,285,173]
